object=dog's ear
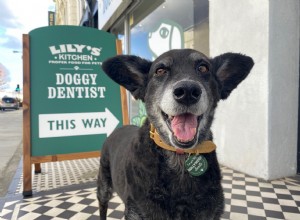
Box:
[212,53,254,99]
[102,55,152,101]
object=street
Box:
[0,109,22,197]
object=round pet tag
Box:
[185,154,208,176]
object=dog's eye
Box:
[155,68,167,76]
[198,65,209,73]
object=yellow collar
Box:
[149,124,216,154]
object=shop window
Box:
[130,0,209,126]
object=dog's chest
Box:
[148,156,211,202]
[130,138,223,218]
[146,168,218,219]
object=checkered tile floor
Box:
[12,157,100,195]
[1,159,300,220]
[221,167,300,220]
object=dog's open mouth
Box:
[162,111,202,148]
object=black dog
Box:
[97,49,254,219]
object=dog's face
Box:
[145,50,220,149]
[102,49,254,150]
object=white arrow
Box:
[38,108,119,138]
[103,108,119,136]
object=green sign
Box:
[29,26,122,156]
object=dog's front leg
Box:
[97,159,113,220]
[99,202,108,220]
[124,200,145,220]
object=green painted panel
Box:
[29,26,122,156]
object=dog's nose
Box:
[173,82,202,105]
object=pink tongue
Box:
[171,114,197,142]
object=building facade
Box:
[54,0,300,180]
[54,0,86,25]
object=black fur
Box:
[98,49,254,220]
[102,55,152,101]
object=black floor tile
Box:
[265,210,285,219]
[230,205,248,214]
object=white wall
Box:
[268,0,300,179]
[210,0,299,180]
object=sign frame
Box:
[22,33,128,196]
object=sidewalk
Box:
[0,157,300,220]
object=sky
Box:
[0,0,54,91]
